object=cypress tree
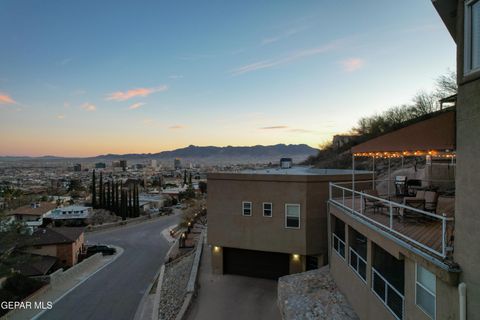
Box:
[91,170,97,208]
[183,170,187,186]
[111,181,115,210]
[121,189,127,221]
[126,187,131,218]
[188,172,192,186]
[99,172,104,208]
[135,183,140,217]
[106,181,111,210]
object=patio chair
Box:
[399,197,426,221]
[362,189,385,214]
[424,191,439,212]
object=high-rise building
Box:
[95,162,106,169]
[119,160,127,171]
[151,159,157,168]
[174,158,181,170]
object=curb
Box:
[133,225,180,320]
[174,230,205,320]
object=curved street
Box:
[36,213,180,320]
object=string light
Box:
[353,150,456,159]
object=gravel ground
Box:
[278,266,358,320]
[158,251,195,320]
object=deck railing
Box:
[372,267,404,320]
[329,182,453,259]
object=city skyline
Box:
[0,0,455,157]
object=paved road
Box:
[38,214,180,320]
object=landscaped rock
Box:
[278,266,358,320]
[158,251,195,320]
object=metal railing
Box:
[372,267,404,320]
[349,247,367,282]
[329,182,454,259]
[332,233,346,259]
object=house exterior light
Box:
[213,246,221,253]
[292,254,300,261]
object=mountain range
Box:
[0,144,319,165]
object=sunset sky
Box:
[0,0,455,157]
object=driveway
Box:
[36,213,180,320]
[186,243,281,320]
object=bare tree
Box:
[435,69,457,98]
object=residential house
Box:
[207,164,371,279]
[7,202,57,228]
[323,0,480,317]
[434,0,480,318]
[45,205,91,226]
[328,109,458,320]
[21,227,85,267]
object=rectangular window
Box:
[333,233,346,259]
[465,0,480,74]
[332,217,346,259]
[416,264,436,319]
[349,230,367,282]
[263,202,272,217]
[242,201,252,216]
[285,204,300,228]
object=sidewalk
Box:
[5,246,123,320]
[186,242,281,320]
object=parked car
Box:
[86,244,116,256]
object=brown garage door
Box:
[223,248,290,279]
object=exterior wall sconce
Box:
[213,246,221,253]
[292,254,300,261]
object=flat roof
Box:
[236,166,371,176]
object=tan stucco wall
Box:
[207,172,371,257]
[453,1,480,317]
[455,51,480,320]
[330,250,395,320]
[330,206,460,320]
[211,246,223,274]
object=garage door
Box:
[223,248,290,279]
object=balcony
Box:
[329,182,454,261]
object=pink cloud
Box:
[259,125,289,130]
[106,85,168,101]
[169,125,185,130]
[341,58,365,72]
[81,103,96,112]
[128,102,145,110]
[0,93,16,105]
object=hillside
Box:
[0,144,319,165]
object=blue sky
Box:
[0,0,455,156]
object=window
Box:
[372,244,405,320]
[465,0,480,74]
[349,230,367,282]
[332,218,346,259]
[416,264,436,319]
[263,202,272,217]
[285,204,300,228]
[242,201,252,216]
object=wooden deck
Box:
[332,197,448,257]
